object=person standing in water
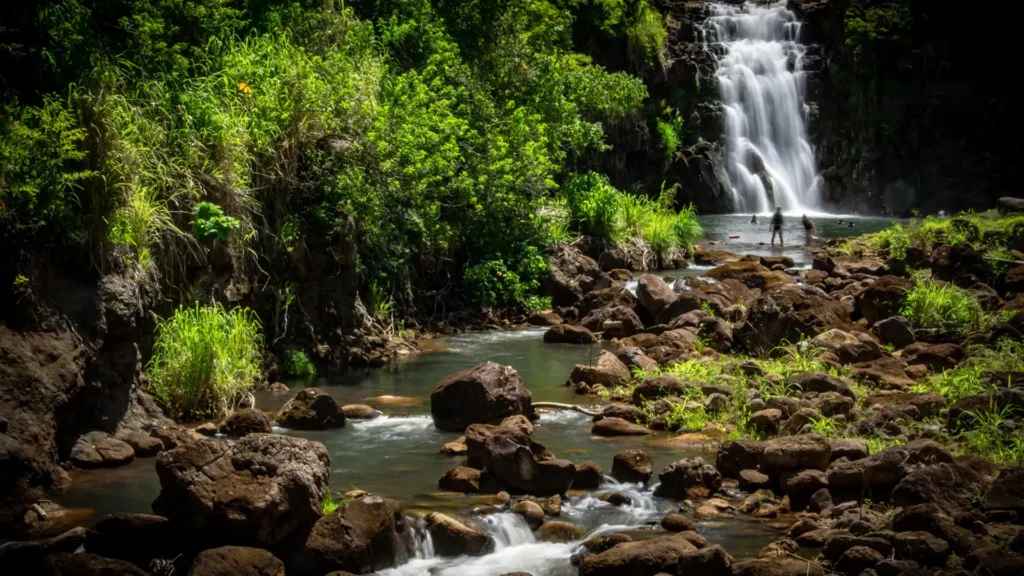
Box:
[770,207,784,246]
[802,214,815,243]
[750,213,758,224]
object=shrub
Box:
[0,96,94,244]
[565,172,622,240]
[672,204,703,251]
[918,339,1024,402]
[193,201,240,242]
[464,248,549,311]
[283,349,316,380]
[148,303,263,420]
[901,274,983,335]
[107,186,179,266]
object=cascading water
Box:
[704,1,823,214]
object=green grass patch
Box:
[321,491,344,516]
[148,303,263,420]
[916,339,1024,402]
[901,273,984,336]
[958,404,1024,466]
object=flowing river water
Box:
[58,214,893,574]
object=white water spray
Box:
[705,1,822,214]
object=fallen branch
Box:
[533,401,602,417]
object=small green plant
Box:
[192,201,240,242]
[918,339,1024,402]
[322,491,344,515]
[565,172,622,240]
[147,303,263,420]
[107,186,179,266]
[368,280,394,321]
[283,349,316,380]
[959,404,1024,466]
[865,435,901,455]
[901,273,983,335]
[810,415,841,438]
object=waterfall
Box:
[481,513,536,549]
[704,1,822,214]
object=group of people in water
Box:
[749,207,852,246]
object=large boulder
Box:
[277,388,346,430]
[430,363,534,432]
[463,423,573,495]
[984,467,1024,511]
[581,306,643,337]
[567,351,630,389]
[716,439,765,478]
[578,533,698,576]
[760,434,832,475]
[591,417,649,437]
[654,457,722,499]
[735,284,850,353]
[546,245,606,307]
[543,324,597,344]
[632,375,688,403]
[424,512,490,557]
[438,466,481,493]
[84,513,181,567]
[856,276,912,323]
[706,259,793,290]
[44,553,150,576]
[611,448,653,484]
[220,409,273,437]
[826,448,909,499]
[153,434,329,549]
[190,546,285,576]
[69,431,135,468]
[297,495,408,574]
[636,274,677,322]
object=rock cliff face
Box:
[792,0,1011,214]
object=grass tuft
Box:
[148,303,263,420]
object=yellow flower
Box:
[238,81,252,96]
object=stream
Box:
[58,214,894,575]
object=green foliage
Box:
[464,247,549,311]
[901,273,984,335]
[959,404,1024,466]
[0,96,94,244]
[192,202,240,242]
[844,1,912,59]
[917,339,1024,403]
[655,107,683,161]
[107,186,179,266]
[321,491,344,515]
[565,172,622,240]
[148,303,263,421]
[810,415,841,438]
[283,349,316,381]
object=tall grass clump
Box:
[283,349,316,380]
[565,172,622,240]
[917,339,1024,402]
[901,273,983,335]
[148,303,263,420]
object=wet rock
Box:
[823,531,894,562]
[430,362,534,432]
[573,462,603,490]
[836,545,883,575]
[464,423,573,496]
[812,329,885,365]
[425,512,490,556]
[538,520,582,542]
[732,557,825,576]
[661,513,696,532]
[582,532,633,554]
[298,495,407,574]
[499,414,535,436]
[717,439,765,478]
[440,436,467,456]
[592,417,649,437]
[69,431,135,468]
[578,533,697,576]
[739,469,771,491]
[511,500,545,528]
[707,259,793,290]
[790,372,856,398]
[984,468,1024,510]
[114,429,163,457]
[748,408,783,436]
[606,492,632,506]
[891,503,973,555]
[190,546,285,576]
[874,316,915,348]
[598,403,644,423]
[816,392,854,417]
[547,244,607,307]
[277,388,346,430]
[341,404,382,420]
[85,513,180,566]
[154,434,329,548]
[0,527,88,570]
[809,487,833,512]
[220,409,272,437]
[528,310,562,326]
[654,457,722,499]
[44,552,149,576]
[543,324,597,344]
[612,448,653,484]
[614,347,659,373]
[637,274,678,322]
[582,306,643,337]
[439,466,481,493]
[857,276,912,323]
[892,530,950,566]
[269,382,290,394]
[784,470,828,511]
[568,351,630,389]
[827,448,908,499]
